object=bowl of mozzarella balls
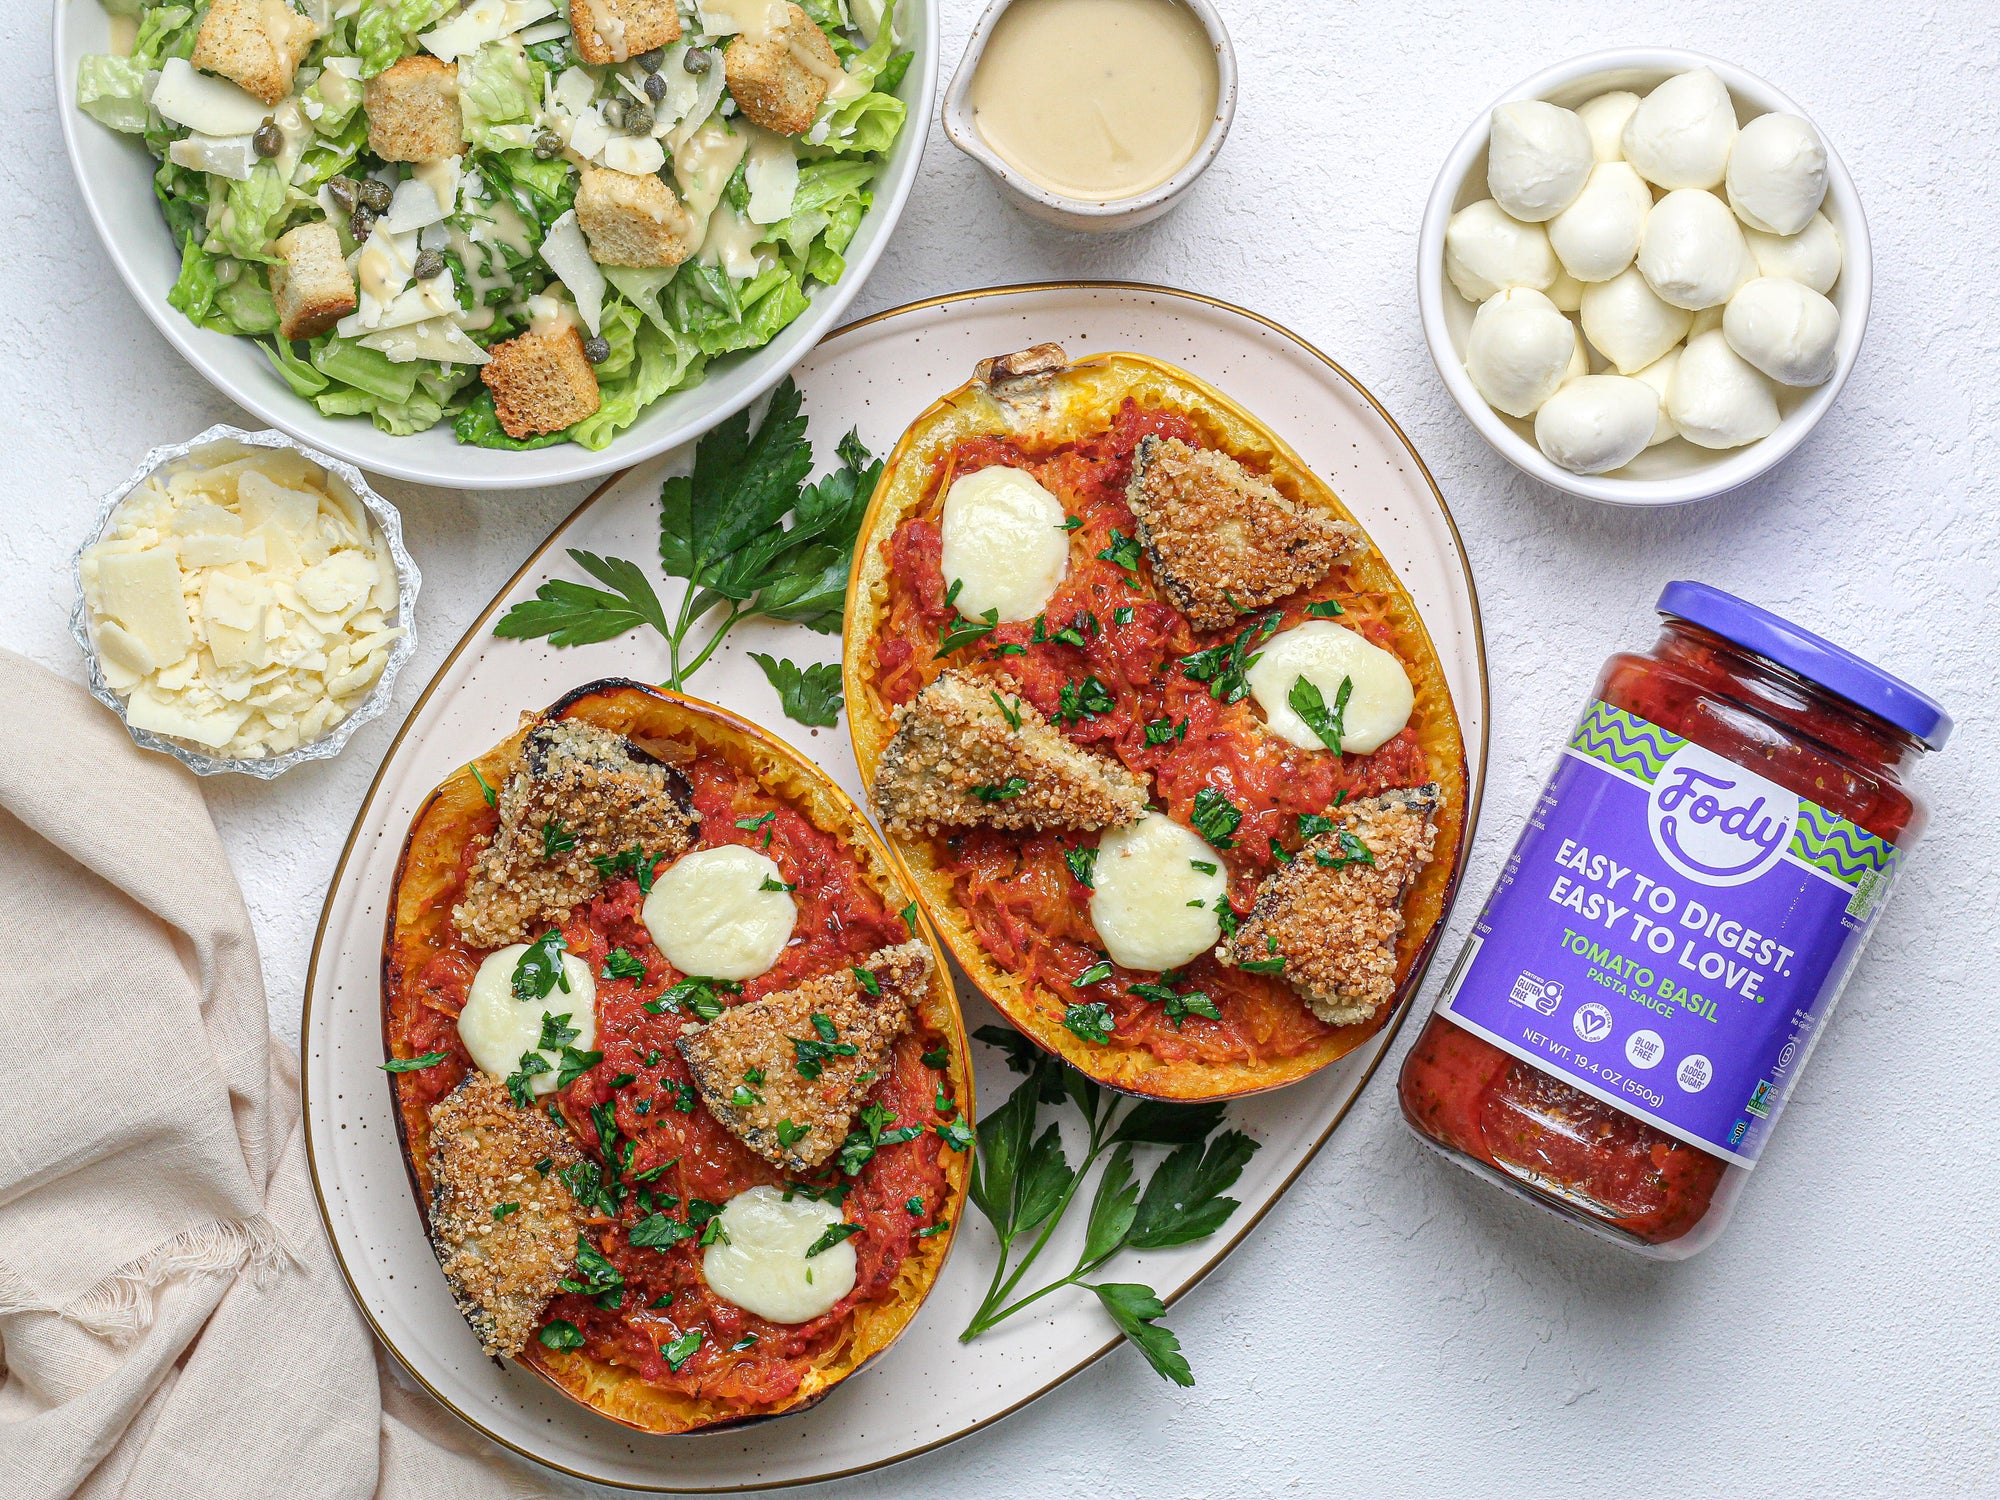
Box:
[1419,49,1868,505]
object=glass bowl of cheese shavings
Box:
[70,424,420,777]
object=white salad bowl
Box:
[1418,48,1872,508]
[53,1,937,491]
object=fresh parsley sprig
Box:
[960,1027,1258,1386]
[492,380,881,690]
[749,653,844,727]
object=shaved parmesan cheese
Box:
[1243,621,1415,755]
[938,465,1071,622]
[744,126,799,223]
[1089,813,1228,972]
[151,57,271,136]
[642,845,796,982]
[382,157,461,232]
[357,316,493,365]
[601,132,665,175]
[552,66,596,116]
[125,685,250,748]
[419,0,555,60]
[704,1186,856,1323]
[90,547,194,666]
[539,210,605,334]
[168,132,259,180]
[458,946,596,1093]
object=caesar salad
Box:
[77,0,910,448]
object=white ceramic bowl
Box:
[1418,48,1871,507]
[52,5,937,491]
[940,0,1236,232]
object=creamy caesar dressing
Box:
[969,0,1218,201]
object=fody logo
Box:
[1646,742,1797,887]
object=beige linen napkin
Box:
[0,650,542,1499]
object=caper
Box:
[358,177,393,212]
[582,335,611,364]
[253,122,283,158]
[602,97,627,128]
[350,205,377,242]
[682,46,712,74]
[637,47,664,72]
[413,249,446,281]
[533,129,563,160]
[621,102,654,134]
[643,70,667,103]
[326,175,359,211]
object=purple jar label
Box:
[1438,702,1900,1167]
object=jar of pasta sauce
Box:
[1399,582,1951,1258]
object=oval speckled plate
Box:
[301,283,1489,1491]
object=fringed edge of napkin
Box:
[0,1214,298,1343]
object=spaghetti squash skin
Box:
[382,680,973,1434]
[844,352,1469,1101]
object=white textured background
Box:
[17,0,2000,1494]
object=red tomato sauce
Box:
[871,401,1432,1068]
[1399,620,1922,1246]
[390,755,957,1404]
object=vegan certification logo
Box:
[1646,742,1798,888]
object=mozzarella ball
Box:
[1576,90,1640,163]
[1579,266,1692,374]
[1487,100,1594,222]
[1631,348,1682,446]
[1547,266,1584,312]
[1465,287,1576,417]
[1725,113,1827,235]
[1745,211,1842,294]
[643,845,797,982]
[1444,199,1556,302]
[1722,276,1840,386]
[1668,330,1781,449]
[1566,326,1590,381]
[1534,375,1662,474]
[1623,68,1738,189]
[1688,304,1725,339]
[1638,189,1757,310]
[1547,162,1652,282]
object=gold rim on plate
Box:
[299,280,1491,1492]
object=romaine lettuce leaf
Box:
[312,338,421,404]
[355,0,456,76]
[460,41,544,149]
[206,162,295,264]
[813,91,904,156]
[455,390,571,449]
[76,55,150,134]
[572,303,705,449]
[263,337,331,397]
[478,148,578,236]
[133,4,198,67]
[168,243,280,335]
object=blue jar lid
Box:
[1657,582,1952,750]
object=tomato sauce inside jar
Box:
[1399,582,1950,1257]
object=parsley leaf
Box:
[921,1045,949,1069]
[970,777,1029,802]
[1179,614,1280,704]
[1306,598,1346,617]
[537,1012,580,1050]
[1113,606,1135,625]
[1096,528,1142,571]
[601,948,646,982]
[511,930,571,1000]
[806,1222,861,1258]
[1053,675,1114,725]
[662,1329,703,1371]
[555,1045,603,1089]
[1313,829,1378,870]
[935,1118,974,1151]
[991,690,1023,731]
[1287,673,1353,754]
[1094,1283,1194,1387]
[541,819,576,858]
[492,549,672,649]
[1065,845,1097,888]
[380,1051,450,1073]
[1143,717,1186,746]
[504,1051,549,1107]
[851,965,881,995]
[468,763,497,806]
[538,1320,584,1350]
[629,1212,697,1249]
[1064,1001,1115,1044]
[749,653,844,727]
[1190,788,1242,848]
[935,607,1001,657]
[1298,811,1335,838]
[1074,959,1114,987]
[776,1119,810,1149]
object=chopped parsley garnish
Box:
[559,1159,617,1217]
[734,811,777,849]
[906,1195,926,1215]
[1114,606,1135,625]
[729,1084,763,1110]
[1129,980,1220,1029]
[971,776,1029,802]
[504,1051,550,1108]
[468,763,497,807]
[1190,788,1242,848]
[921,1045,950,1069]
[1096,528,1143,572]
[776,1119,810,1149]
[1213,892,1239,937]
[901,900,919,930]
[533,1156,553,1175]
[1288,673,1353,755]
[1239,937,1288,975]
[945,577,963,607]
[1313,830,1378,870]
[935,606,1001,657]
[991,690,1023,731]
[990,641,1027,657]
[1298,811,1335,838]
[793,1014,859,1079]
[590,844,670,893]
[759,875,796,892]
[918,1221,951,1238]
[537,1012,580,1050]
[1063,1001,1115,1044]
[561,1236,625,1297]
[1053,674,1114,725]
[935,1119,973,1151]
[600,948,646,981]
[662,1330,703,1371]
[541,819,576,858]
[1065,844,1098,888]
[731,1334,759,1351]
[1189,859,1218,875]
[1060,515,1084,532]
[851,966,882,996]
[806,1222,862,1258]
[493,1201,520,1221]
[1179,613,1280,704]
[630,1213,696,1249]
[610,1072,636,1088]
[510,930,571,1001]
[380,1051,450,1073]
[837,1102,923,1174]
[1074,959,1114,987]
[538,1320,584,1350]
[555,1045,603,1089]
[1030,614,1048,644]
[1307,598,1346,617]
[1269,837,1294,865]
[1143,716,1187,746]
[648,976,734,1019]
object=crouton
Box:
[569,0,683,66]
[1220,784,1441,1026]
[269,221,356,341]
[724,2,841,136]
[191,0,318,105]
[871,669,1149,837]
[364,55,464,162]
[574,168,699,268]
[426,1073,585,1359]
[478,326,603,442]
[676,943,931,1172]
[1126,436,1363,632]
[454,719,698,949]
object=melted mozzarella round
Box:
[1089,813,1227,973]
[642,845,796,982]
[458,946,597,1094]
[702,1186,857,1324]
[1245,620,1415,755]
[938,465,1071,623]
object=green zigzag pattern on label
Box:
[1790,800,1898,884]
[1568,702,1678,781]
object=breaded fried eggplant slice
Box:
[871,670,1148,837]
[427,1073,585,1359]
[1220,784,1441,1026]
[1126,435,1362,632]
[677,942,931,1173]
[454,719,698,949]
